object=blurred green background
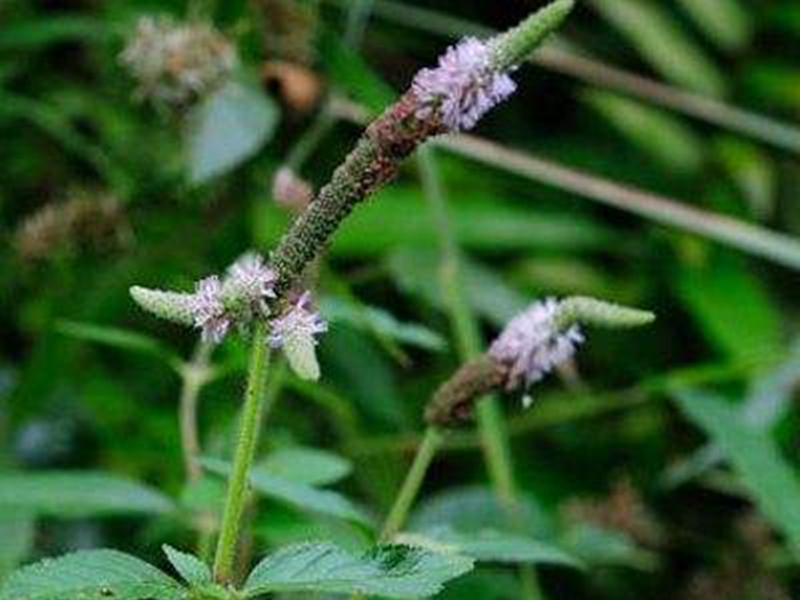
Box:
[1,0,800,598]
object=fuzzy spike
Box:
[554,296,656,330]
[130,286,195,325]
[490,0,576,71]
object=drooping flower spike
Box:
[426,296,655,426]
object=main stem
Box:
[213,322,271,584]
[417,147,543,600]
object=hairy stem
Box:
[212,322,271,584]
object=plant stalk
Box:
[379,426,443,542]
[212,322,271,584]
[417,146,544,600]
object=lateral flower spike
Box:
[553,296,656,331]
[130,286,195,326]
[426,294,655,427]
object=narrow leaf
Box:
[673,389,800,555]
[260,447,352,486]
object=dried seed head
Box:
[268,291,327,380]
[411,37,517,132]
[489,298,584,392]
[120,16,236,105]
[272,167,314,211]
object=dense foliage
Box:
[1,0,799,599]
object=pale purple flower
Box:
[190,275,230,344]
[223,252,277,320]
[489,298,584,391]
[268,291,327,349]
[411,37,517,131]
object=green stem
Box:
[379,427,442,541]
[417,146,543,600]
[212,322,271,584]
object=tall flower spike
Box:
[268,291,327,380]
[268,0,575,295]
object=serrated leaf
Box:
[673,389,800,556]
[260,447,352,486]
[162,545,210,587]
[55,320,181,369]
[590,0,726,96]
[202,458,372,526]
[404,527,582,568]
[0,550,184,600]
[0,471,174,518]
[187,79,279,184]
[243,542,473,599]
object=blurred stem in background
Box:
[417,145,544,600]
[212,322,271,584]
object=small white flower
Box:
[190,275,230,344]
[489,298,584,392]
[411,37,517,131]
[268,291,327,380]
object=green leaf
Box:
[55,320,181,369]
[0,16,115,50]
[321,298,446,352]
[318,29,395,114]
[676,0,751,52]
[0,550,184,600]
[561,524,658,571]
[162,545,210,587]
[404,527,582,568]
[187,79,279,184]
[202,458,372,526]
[260,447,352,486]
[673,389,800,555]
[676,255,782,362]
[243,542,473,599]
[283,331,321,381]
[715,137,776,221]
[0,471,174,518]
[0,512,34,580]
[589,0,726,96]
[387,248,528,327]
[583,90,704,175]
